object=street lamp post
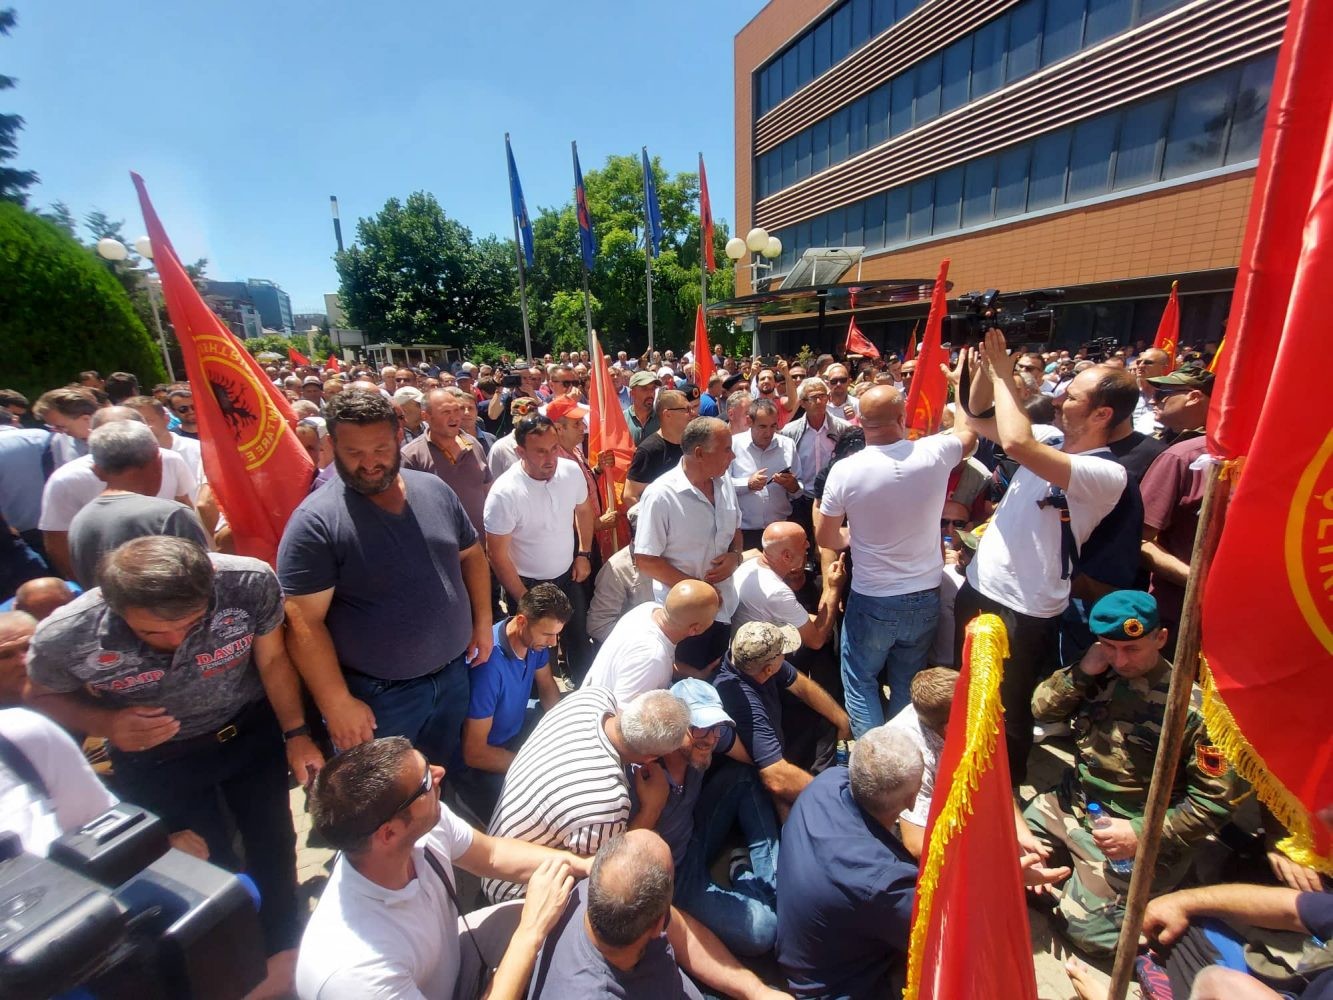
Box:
[725,227,783,291]
[96,236,176,381]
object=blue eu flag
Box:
[505,134,534,271]
[572,142,597,272]
[642,147,664,259]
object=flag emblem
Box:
[1286,430,1333,655]
[199,339,287,470]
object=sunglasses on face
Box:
[828,377,849,385]
[173,404,195,414]
[941,518,969,529]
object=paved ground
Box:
[280,735,1131,1000]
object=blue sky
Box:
[8,0,763,312]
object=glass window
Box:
[890,72,914,136]
[830,107,850,162]
[868,84,890,146]
[1138,0,1187,20]
[831,4,853,64]
[934,166,964,233]
[863,193,887,249]
[757,69,770,118]
[1227,54,1276,164]
[851,0,872,48]
[810,213,828,248]
[812,118,831,173]
[872,0,895,34]
[908,177,934,238]
[1113,94,1171,190]
[1163,68,1237,179]
[1068,112,1118,200]
[781,47,798,101]
[814,20,833,78]
[826,207,846,246]
[1084,0,1131,47]
[1007,0,1043,83]
[915,53,942,124]
[756,153,769,199]
[795,221,812,261]
[1042,0,1085,67]
[848,97,869,156]
[971,15,1008,98]
[996,144,1030,217]
[1028,130,1071,210]
[796,130,813,183]
[963,156,996,226]
[942,36,972,112]
[781,140,797,190]
[885,186,909,245]
[896,0,919,18]
[797,33,814,84]
[844,200,864,248]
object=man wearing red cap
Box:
[548,395,619,564]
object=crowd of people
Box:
[0,334,1328,1000]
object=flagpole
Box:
[572,141,596,361]
[699,152,708,358]
[642,147,656,356]
[1106,461,1233,1000]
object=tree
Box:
[0,202,165,398]
[335,191,522,350]
[83,208,127,245]
[0,8,37,207]
[40,200,76,237]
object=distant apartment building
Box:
[202,278,294,336]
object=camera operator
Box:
[955,330,1134,782]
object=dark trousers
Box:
[343,654,470,766]
[514,567,591,683]
[953,582,1061,784]
[108,699,298,955]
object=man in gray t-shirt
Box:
[68,492,207,589]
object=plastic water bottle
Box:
[835,740,850,767]
[1087,802,1134,875]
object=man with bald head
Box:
[1131,347,1171,434]
[815,386,977,737]
[733,521,844,650]
[10,578,76,622]
[583,579,722,700]
[0,609,35,703]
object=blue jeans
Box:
[841,587,939,738]
[343,654,470,765]
[674,759,780,957]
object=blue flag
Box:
[572,142,597,272]
[642,147,664,259]
[505,134,535,271]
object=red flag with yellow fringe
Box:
[132,173,314,566]
[904,259,950,440]
[587,332,635,556]
[1199,0,1333,869]
[905,614,1037,1000]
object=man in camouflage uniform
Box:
[1022,590,1242,955]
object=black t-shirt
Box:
[1109,431,1168,487]
[627,432,682,486]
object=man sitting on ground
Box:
[731,521,844,649]
[884,667,959,859]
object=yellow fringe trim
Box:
[1200,660,1333,876]
[1218,456,1245,483]
[903,614,1011,1000]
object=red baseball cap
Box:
[546,396,589,422]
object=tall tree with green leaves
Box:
[0,7,37,206]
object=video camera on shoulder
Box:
[0,806,267,1000]
[499,368,524,390]
[943,288,1065,348]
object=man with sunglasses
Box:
[822,364,860,424]
[486,396,539,480]
[297,736,588,1000]
[166,385,199,439]
[1131,347,1171,434]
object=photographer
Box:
[955,330,1133,782]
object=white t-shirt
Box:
[731,558,808,631]
[295,805,475,1000]
[581,602,676,702]
[819,434,964,598]
[827,394,860,423]
[38,450,197,532]
[169,432,204,493]
[966,435,1127,618]
[487,433,520,480]
[0,707,116,856]
[931,563,966,667]
[885,704,944,828]
[483,458,588,580]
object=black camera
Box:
[942,288,1065,347]
[0,806,267,1000]
[1085,336,1121,363]
[500,369,523,390]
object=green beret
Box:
[1089,590,1160,640]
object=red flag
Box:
[698,153,715,274]
[1152,281,1180,370]
[844,314,879,359]
[906,615,1037,1000]
[1208,0,1333,461]
[692,305,714,391]
[288,346,311,367]
[326,354,341,373]
[1201,0,1333,867]
[587,332,636,556]
[904,259,951,439]
[904,322,919,362]
[1206,337,1225,374]
[131,173,314,566]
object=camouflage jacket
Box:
[1031,657,1241,849]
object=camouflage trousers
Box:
[1023,782,1192,957]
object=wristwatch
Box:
[577,550,593,559]
[283,724,311,741]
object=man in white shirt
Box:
[779,378,851,536]
[815,386,976,738]
[733,521,844,651]
[729,400,800,551]
[484,413,597,680]
[1130,348,1170,435]
[296,736,587,1000]
[124,395,204,493]
[581,579,720,700]
[823,364,861,423]
[957,331,1134,781]
[884,667,959,858]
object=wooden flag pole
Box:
[1106,460,1234,1000]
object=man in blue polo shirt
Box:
[456,583,570,821]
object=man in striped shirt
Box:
[482,687,691,903]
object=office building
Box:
[733,0,1286,354]
[202,278,294,336]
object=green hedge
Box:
[0,202,167,400]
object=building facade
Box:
[201,278,294,336]
[734,0,1286,355]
